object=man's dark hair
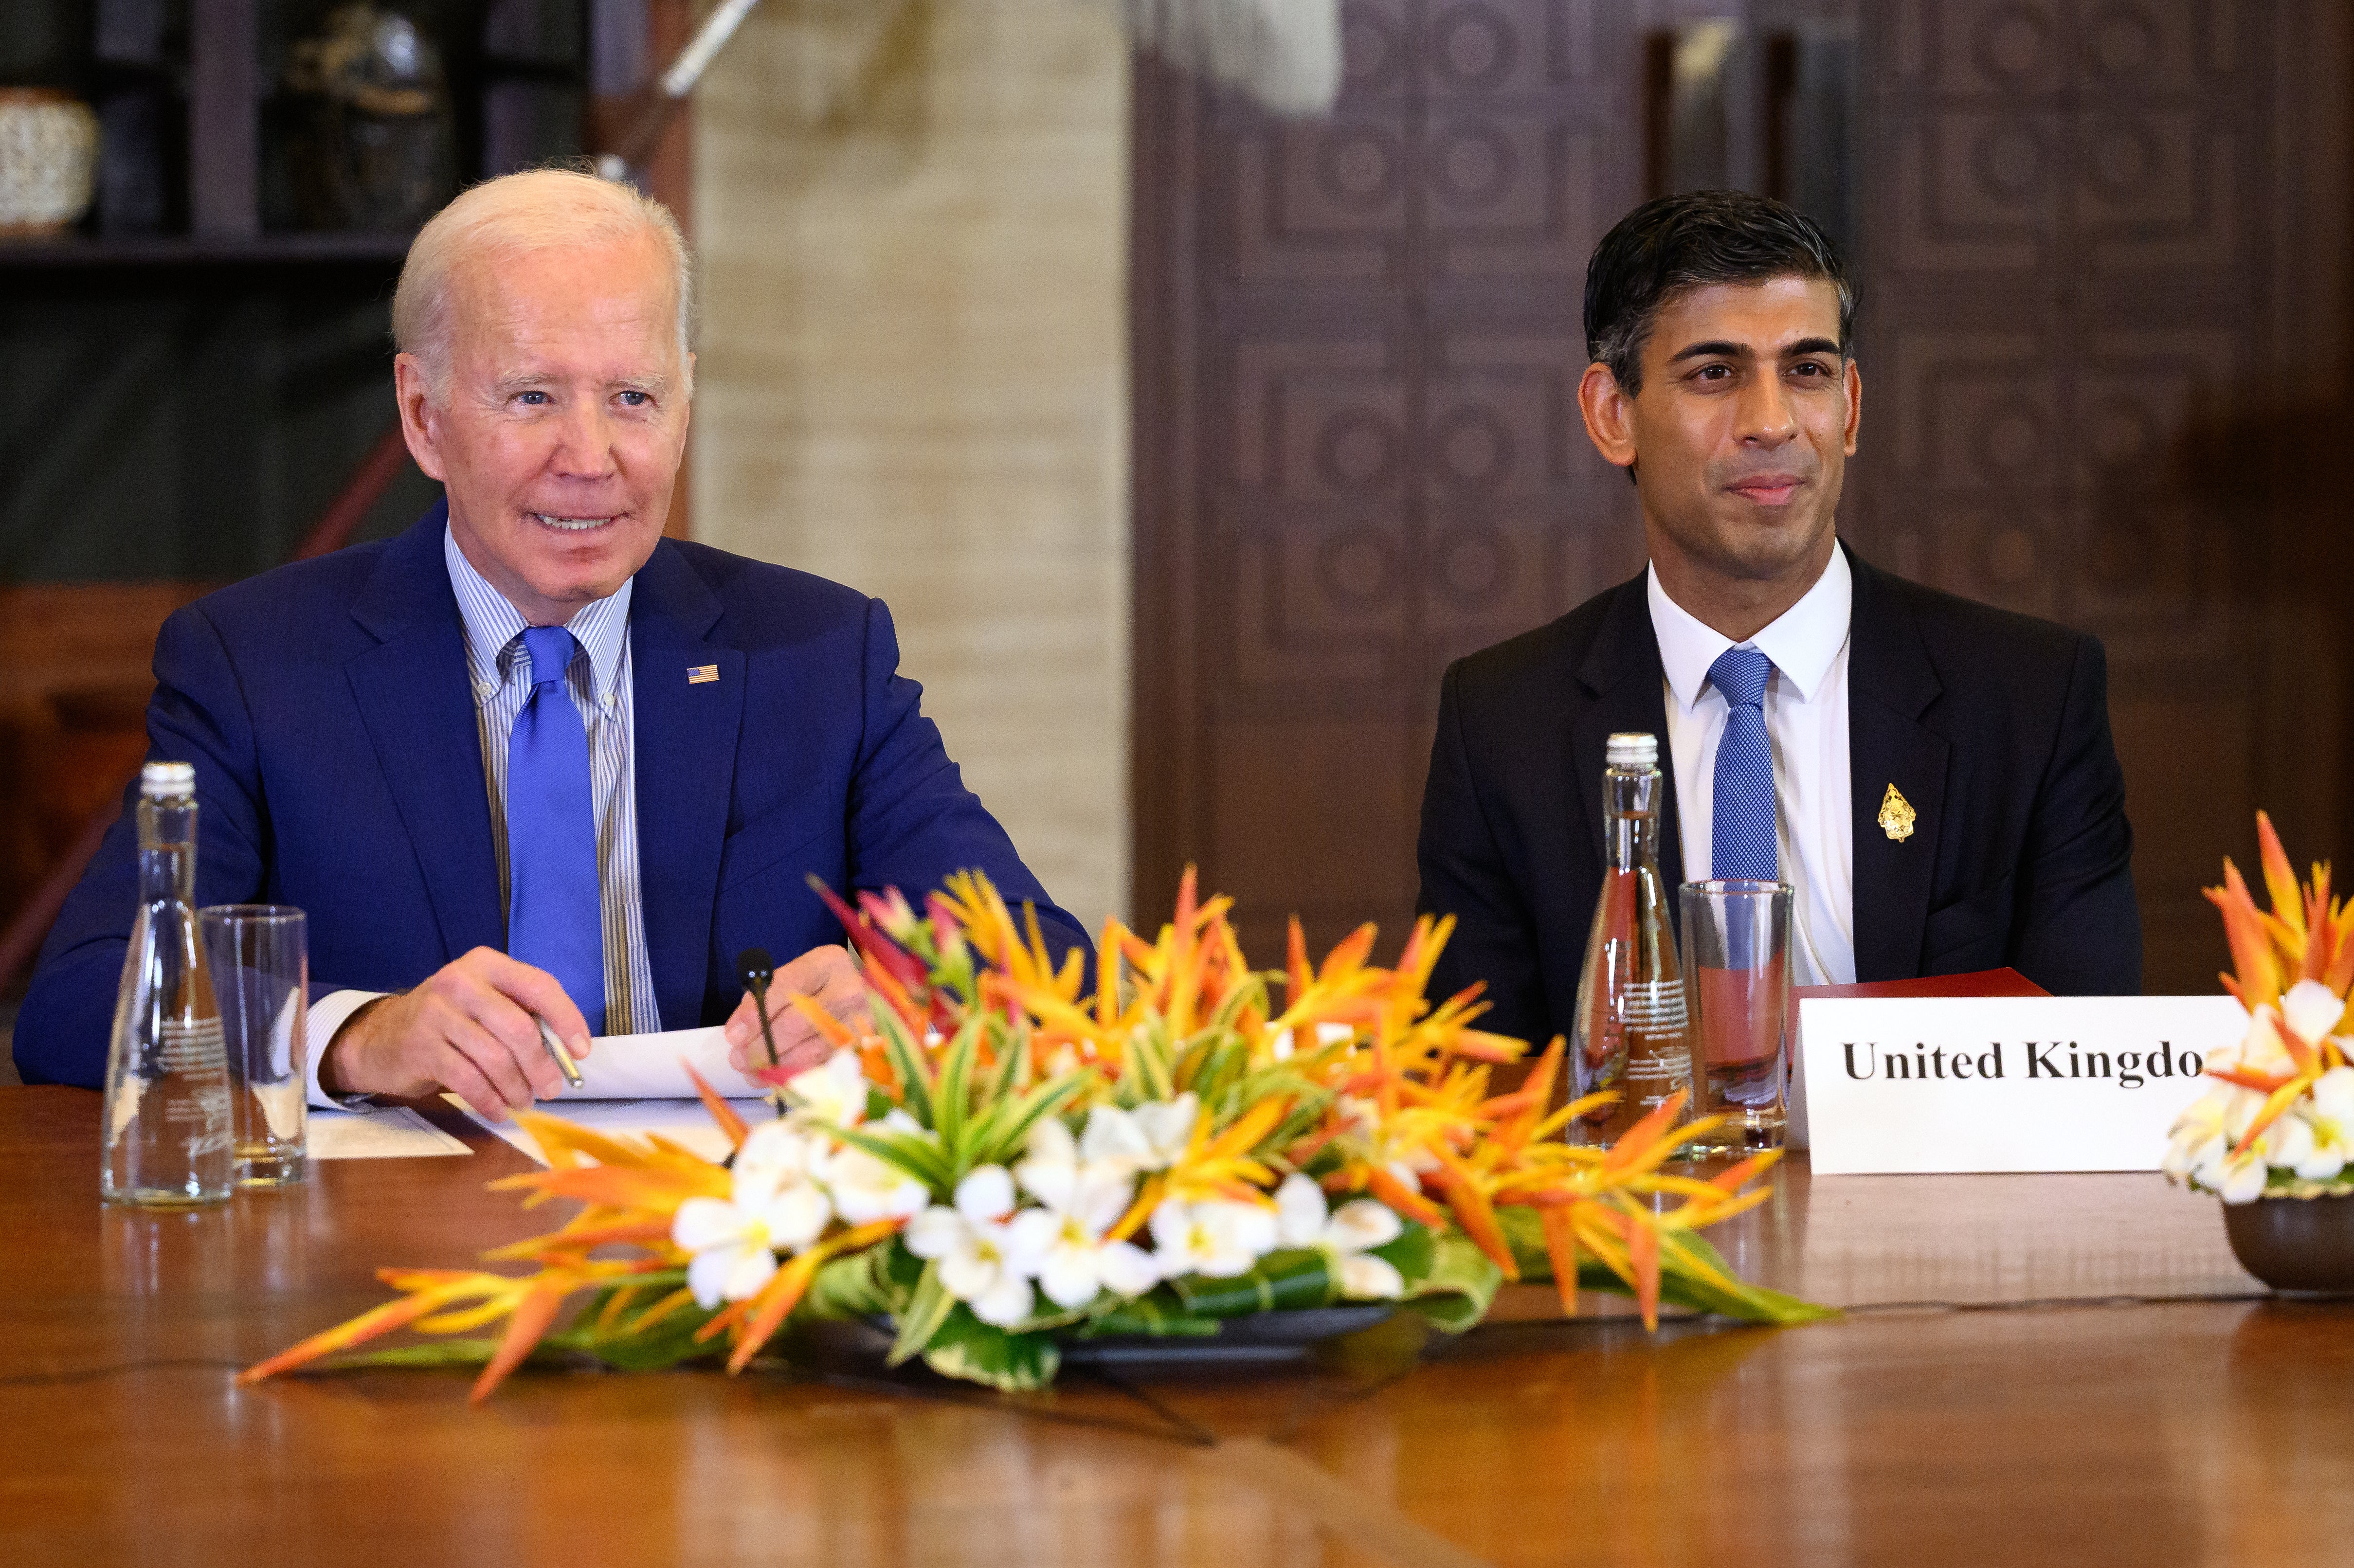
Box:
[1583,190,1856,394]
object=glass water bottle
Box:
[100,762,234,1208]
[1568,732,1693,1143]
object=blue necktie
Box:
[1708,645,1778,882]
[506,626,605,1034]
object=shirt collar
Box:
[1647,544,1852,713]
[443,523,633,704]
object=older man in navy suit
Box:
[17,169,1084,1117]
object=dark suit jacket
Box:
[1415,543,2141,1046]
[16,505,1087,1087]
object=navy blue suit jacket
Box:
[16,506,1088,1087]
[1416,545,2142,1048]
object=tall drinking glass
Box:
[199,905,308,1187]
[1679,881,1793,1157]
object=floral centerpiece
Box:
[243,871,1830,1400]
[2164,813,2354,1203]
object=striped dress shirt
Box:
[444,527,661,1036]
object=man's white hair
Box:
[392,167,694,401]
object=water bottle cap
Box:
[1605,732,1658,768]
[139,761,196,799]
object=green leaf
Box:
[326,1339,503,1370]
[541,1278,724,1370]
[887,1259,957,1367]
[967,1072,1089,1171]
[1127,1027,1175,1102]
[1497,1203,1551,1276]
[871,1007,935,1127]
[932,1015,985,1156]
[1397,1231,1503,1334]
[1498,1206,1839,1326]
[802,1242,907,1321]
[1367,1218,1437,1287]
[1166,1248,1335,1317]
[1203,975,1268,1037]
[1259,1093,1335,1155]
[1080,1288,1223,1338]
[326,1282,734,1375]
[562,1313,723,1371]
[985,1018,1027,1107]
[919,1306,1060,1391]
[1649,1230,1840,1324]
[1186,1036,1249,1110]
[824,1121,953,1192]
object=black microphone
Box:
[737,947,783,1076]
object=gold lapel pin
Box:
[687,664,719,685]
[1879,783,1917,842]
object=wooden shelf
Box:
[0,233,415,269]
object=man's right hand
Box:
[319,947,595,1120]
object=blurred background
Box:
[2,0,2348,1067]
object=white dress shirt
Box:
[1648,549,1855,1147]
[305,527,661,1107]
[1648,548,1857,990]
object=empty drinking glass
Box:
[199,905,308,1186]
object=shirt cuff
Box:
[306,989,388,1110]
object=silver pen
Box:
[536,1014,584,1090]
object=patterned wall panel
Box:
[1140,0,2344,987]
[1140,0,1644,956]
[1844,0,2339,990]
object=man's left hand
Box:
[723,943,869,1079]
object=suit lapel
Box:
[629,542,746,1030]
[1572,577,1685,893]
[1845,550,1948,981]
[345,502,506,962]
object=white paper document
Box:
[309,1105,472,1159]
[1799,995,2250,1174]
[558,1025,767,1099]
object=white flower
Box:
[1273,1171,1405,1299]
[1013,1117,1133,1233]
[783,1048,871,1131]
[2165,1081,2283,1202]
[905,1166,1034,1327]
[878,1106,933,1139]
[2281,978,2347,1047]
[2293,1067,2354,1181]
[1272,1022,1358,1062]
[1077,1094,1197,1175]
[2209,1007,2299,1082]
[1149,1198,1279,1280]
[824,1144,931,1225]
[2206,1141,2271,1204]
[671,1123,833,1308]
[1006,1118,1159,1309]
[2260,1112,2317,1174]
[2164,1084,2242,1182]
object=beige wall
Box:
[692,0,1131,930]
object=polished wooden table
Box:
[4,1085,2348,1568]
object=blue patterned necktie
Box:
[1708,645,1778,882]
[506,625,605,1034]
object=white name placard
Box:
[1799,996,2250,1175]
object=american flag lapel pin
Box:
[687,664,719,685]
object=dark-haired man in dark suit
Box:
[1415,191,2140,1129]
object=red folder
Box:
[1793,967,2050,1003]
